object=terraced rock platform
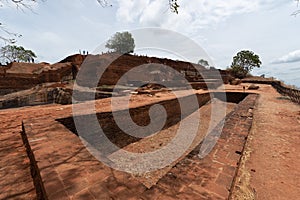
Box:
[3,84,298,200]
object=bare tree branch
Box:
[1,0,39,11]
[168,0,179,14]
[0,0,40,43]
[0,23,22,43]
[96,0,110,7]
[292,0,300,16]
[95,0,178,13]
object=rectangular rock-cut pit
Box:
[22,92,255,199]
[58,92,248,153]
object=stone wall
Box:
[75,53,229,89]
[272,81,300,104]
[0,53,231,96]
[0,62,74,92]
[242,79,300,104]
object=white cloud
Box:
[139,0,168,26]
[115,0,282,34]
[272,50,300,64]
[116,0,150,23]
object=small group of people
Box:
[79,50,89,55]
[27,57,35,63]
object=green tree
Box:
[229,50,262,78]
[198,59,209,67]
[0,45,37,63]
[105,31,135,54]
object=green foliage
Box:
[169,0,179,14]
[198,59,209,67]
[0,45,37,63]
[105,31,135,54]
[230,50,261,78]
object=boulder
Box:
[230,78,242,85]
[248,84,260,90]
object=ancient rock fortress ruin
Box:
[0,53,299,199]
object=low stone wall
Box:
[242,79,300,104]
[0,76,40,90]
[241,79,276,85]
[272,81,300,104]
[190,81,223,90]
[21,122,47,200]
[59,93,212,152]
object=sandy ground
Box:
[231,84,300,200]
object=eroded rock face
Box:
[0,88,50,109]
[0,53,232,109]
[52,88,72,105]
[0,86,73,109]
[0,60,75,93]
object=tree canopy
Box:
[198,59,209,67]
[0,45,37,63]
[105,31,135,54]
[229,50,262,78]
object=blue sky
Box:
[1,0,300,86]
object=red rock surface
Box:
[231,84,300,200]
[1,83,299,200]
[0,87,256,199]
